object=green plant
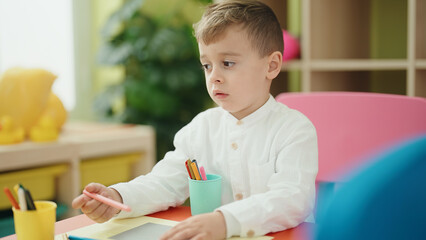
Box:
[95,0,212,159]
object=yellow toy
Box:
[42,92,67,129]
[0,67,67,144]
[29,115,59,142]
[0,116,25,144]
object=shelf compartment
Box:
[311,71,370,92]
[310,0,407,60]
[416,0,426,59]
[370,0,407,59]
[310,0,371,59]
[310,70,406,95]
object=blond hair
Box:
[194,0,283,57]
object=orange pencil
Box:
[191,162,201,180]
[3,187,20,210]
[192,160,202,180]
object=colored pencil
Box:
[186,159,195,179]
[17,187,27,211]
[191,162,201,180]
[24,189,36,210]
[200,166,207,181]
[3,187,20,210]
[83,190,131,212]
[184,160,193,179]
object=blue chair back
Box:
[314,135,426,240]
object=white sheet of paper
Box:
[110,222,172,240]
[57,216,273,240]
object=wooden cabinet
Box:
[262,0,426,98]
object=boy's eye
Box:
[202,64,211,71]
[223,61,235,67]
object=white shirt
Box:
[112,95,318,237]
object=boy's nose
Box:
[209,68,224,83]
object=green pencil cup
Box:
[188,174,222,215]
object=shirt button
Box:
[231,143,238,150]
[236,120,243,125]
[235,193,243,200]
[247,230,255,237]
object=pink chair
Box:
[275,92,426,215]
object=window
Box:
[0,0,75,110]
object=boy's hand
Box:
[72,182,123,223]
[160,211,226,240]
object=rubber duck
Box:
[0,116,25,144]
[29,115,59,142]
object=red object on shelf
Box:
[282,30,300,61]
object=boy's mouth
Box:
[213,90,229,99]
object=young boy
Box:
[72,0,318,239]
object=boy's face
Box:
[199,24,277,120]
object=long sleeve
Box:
[111,123,194,218]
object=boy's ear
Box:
[266,51,282,80]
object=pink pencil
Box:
[200,166,207,181]
[83,189,131,212]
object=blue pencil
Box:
[68,235,97,240]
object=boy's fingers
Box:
[82,200,116,223]
[160,221,193,240]
[102,206,119,222]
[72,183,102,210]
[169,229,194,240]
[88,203,109,222]
[85,182,105,193]
[71,194,88,209]
[73,183,117,223]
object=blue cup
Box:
[188,174,222,215]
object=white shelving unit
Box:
[263,0,425,98]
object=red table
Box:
[1,206,314,240]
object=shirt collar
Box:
[224,95,276,126]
